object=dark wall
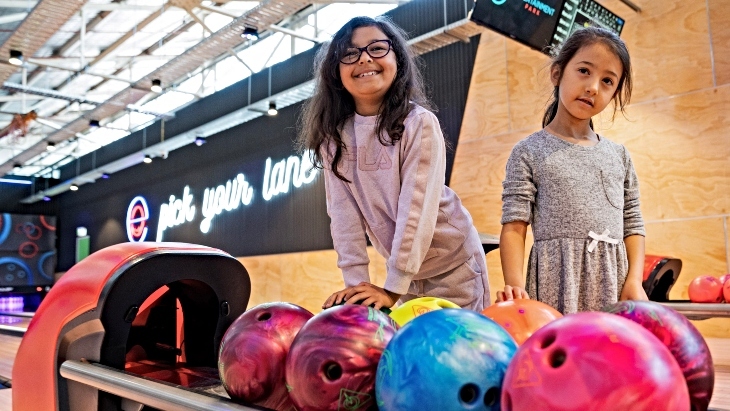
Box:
[56,37,480,271]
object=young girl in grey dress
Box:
[497,27,648,314]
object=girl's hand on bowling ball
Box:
[344,282,400,310]
[496,285,529,302]
[619,280,649,301]
[322,288,353,309]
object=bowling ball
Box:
[333,297,392,315]
[389,296,460,326]
[218,302,313,410]
[688,276,724,303]
[603,301,714,411]
[725,280,730,304]
[481,299,562,345]
[718,273,730,286]
[501,312,689,411]
[376,309,518,411]
[285,304,398,411]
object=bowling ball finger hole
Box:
[256,312,271,321]
[483,387,500,407]
[540,333,556,349]
[323,362,342,381]
[458,383,479,404]
[549,348,567,368]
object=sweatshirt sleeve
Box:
[383,111,444,294]
[622,146,645,237]
[323,159,371,287]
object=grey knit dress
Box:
[501,129,645,314]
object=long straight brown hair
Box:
[543,27,633,129]
[297,16,431,182]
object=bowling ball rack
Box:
[660,302,730,321]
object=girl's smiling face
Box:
[339,26,398,116]
[552,42,622,122]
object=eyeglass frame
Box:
[338,39,393,64]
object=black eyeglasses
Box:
[339,39,392,64]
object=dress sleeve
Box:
[501,141,536,224]
[322,153,371,287]
[622,146,645,237]
[383,111,444,295]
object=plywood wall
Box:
[235,0,730,336]
[450,0,730,336]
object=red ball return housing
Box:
[12,242,257,411]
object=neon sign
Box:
[136,151,318,242]
[126,196,150,242]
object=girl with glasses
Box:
[299,16,489,311]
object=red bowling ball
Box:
[604,300,714,411]
[218,302,313,411]
[688,276,724,303]
[481,299,562,345]
[719,273,730,287]
[285,304,398,411]
[501,312,689,411]
[725,280,730,304]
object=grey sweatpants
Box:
[398,250,490,311]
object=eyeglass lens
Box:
[340,40,391,64]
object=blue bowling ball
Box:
[376,309,518,411]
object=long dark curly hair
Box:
[298,16,432,182]
[543,26,633,129]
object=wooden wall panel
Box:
[601,0,714,102]
[505,41,551,131]
[239,248,387,314]
[598,86,730,220]
[709,0,730,86]
[460,32,510,143]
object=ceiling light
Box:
[241,27,259,41]
[46,142,56,152]
[69,183,79,191]
[12,162,22,171]
[143,154,152,164]
[151,79,162,93]
[42,196,51,202]
[268,101,278,116]
[194,136,206,146]
[101,173,110,179]
[89,119,100,128]
[8,50,23,66]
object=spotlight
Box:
[8,50,23,66]
[69,183,79,191]
[143,154,152,164]
[46,142,56,152]
[42,196,51,202]
[12,162,21,171]
[89,119,100,128]
[194,136,206,146]
[101,172,110,179]
[268,101,278,116]
[151,79,162,93]
[241,26,259,41]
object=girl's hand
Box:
[496,285,530,302]
[619,279,649,301]
[322,282,400,310]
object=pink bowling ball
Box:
[501,312,689,411]
[688,276,724,303]
[718,274,730,286]
[219,302,313,411]
[724,280,730,305]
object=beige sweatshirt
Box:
[323,105,481,294]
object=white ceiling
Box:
[0,0,406,179]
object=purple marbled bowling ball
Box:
[603,300,714,411]
[218,302,313,411]
[285,304,399,411]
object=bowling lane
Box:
[0,332,23,410]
